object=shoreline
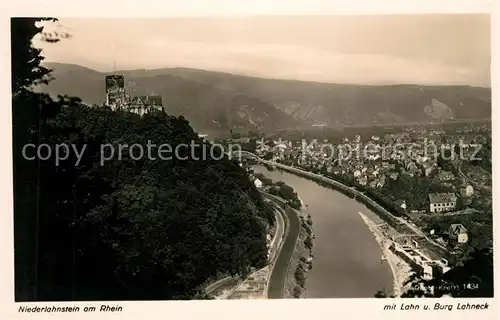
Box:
[298,196,305,210]
[255,160,403,297]
[250,156,416,297]
[243,153,448,259]
[358,212,412,297]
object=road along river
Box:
[254,165,394,298]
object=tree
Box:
[402,248,493,298]
[13,18,274,301]
[12,18,58,94]
[304,236,313,250]
[374,290,387,298]
[242,138,257,153]
[263,152,274,160]
[12,17,72,301]
[292,285,302,298]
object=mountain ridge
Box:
[45,62,491,89]
[41,62,491,133]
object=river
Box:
[254,165,393,298]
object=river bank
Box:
[286,213,314,298]
[358,212,412,297]
[248,156,447,261]
[253,164,395,297]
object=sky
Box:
[35,14,491,86]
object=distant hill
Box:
[41,62,491,133]
[40,63,300,134]
[157,68,491,126]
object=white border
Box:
[1,1,498,319]
[2,0,493,16]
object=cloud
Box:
[35,16,490,86]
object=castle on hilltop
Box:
[105,74,163,116]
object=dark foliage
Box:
[402,248,493,298]
[471,138,491,173]
[294,267,305,288]
[292,285,302,298]
[267,181,302,210]
[13,18,273,301]
[303,236,313,251]
[374,290,387,298]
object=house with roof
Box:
[395,199,407,211]
[448,224,468,244]
[428,193,457,213]
[358,176,368,186]
[436,171,455,182]
[460,185,474,197]
[253,178,263,189]
[127,95,164,116]
[376,175,386,188]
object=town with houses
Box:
[237,122,492,295]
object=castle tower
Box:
[105,74,125,110]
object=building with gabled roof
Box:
[428,193,457,213]
[127,95,164,116]
[448,224,468,244]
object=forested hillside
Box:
[41,63,491,132]
[13,18,273,301]
[40,62,301,133]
